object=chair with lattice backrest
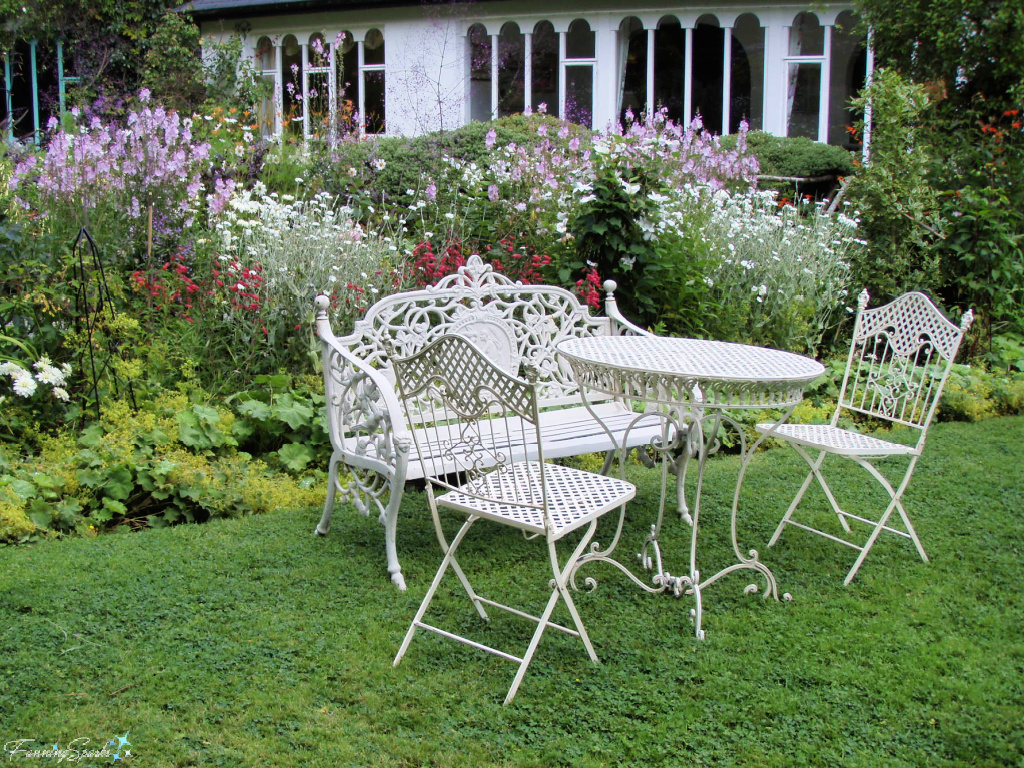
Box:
[387,334,635,705]
[756,290,973,584]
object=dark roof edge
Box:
[177,0,502,22]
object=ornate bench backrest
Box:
[339,256,611,407]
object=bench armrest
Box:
[315,296,411,480]
[602,280,654,337]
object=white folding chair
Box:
[389,334,635,705]
[757,290,972,585]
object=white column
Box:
[863,27,875,164]
[558,31,566,118]
[646,28,655,118]
[594,23,617,130]
[491,34,499,120]
[301,42,310,141]
[328,40,338,143]
[274,43,284,137]
[683,26,693,125]
[722,27,732,134]
[524,32,533,112]
[819,24,832,143]
[357,40,366,135]
[762,22,788,136]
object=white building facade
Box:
[190,0,867,146]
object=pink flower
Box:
[485,128,497,149]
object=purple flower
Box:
[425,181,437,200]
[485,128,497,149]
[488,184,499,202]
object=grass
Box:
[2,417,1023,767]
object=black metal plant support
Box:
[71,227,136,421]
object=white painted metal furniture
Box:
[388,334,636,705]
[758,290,973,585]
[558,335,825,639]
[313,256,659,590]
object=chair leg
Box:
[504,523,602,706]
[314,451,341,536]
[844,458,924,585]
[768,455,820,546]
[426,501,488,620]
[381,485,407,591]
[792,445,852,532]
[394,516,479,667]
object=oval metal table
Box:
[557,335,825,639]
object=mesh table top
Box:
[557,336,825,408]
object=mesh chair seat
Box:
[757,423,917,457]
[440,462,636,540]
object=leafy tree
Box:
[856,0,1024,111]
[141,13,206,113]
[10,0,186,106]
[848,0,1024,346]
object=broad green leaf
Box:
[177,410,213,450]
[278,443,315,472]
[192,404,221,425]
[8,478,37,499]
[237,400,272,421]
[104,467,134,501]
[271,395,314,431]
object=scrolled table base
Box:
[567,400,797,639]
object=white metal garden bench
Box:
[313,255,661,589]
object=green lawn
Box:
[2,418,1023,767]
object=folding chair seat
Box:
[388,334,635,705]
[757,290,972,585]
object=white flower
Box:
[0,362,25,377]
[371,158,386,171]
[12,373,37,397]
[53,387,70,402]
[35,365,65,386]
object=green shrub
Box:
[308,113,585,214]
[0,389,326,542]
[844,69,945,301]
[719,131,857,178]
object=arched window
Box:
[691,15,723,133]
[255,36,276,135]
[829,11,867,146]
[531,21,558,116]
[564,19,594,127]
[786,12,825,139]
[730,14,764,132]
[306,33,330,138]
[498,22,525,117]
[618,16,646,126]
[468,24,492,122]
[654,16,686,124]
[362,29,385,134]
[336,31,358,133]
[280,34,303,135]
